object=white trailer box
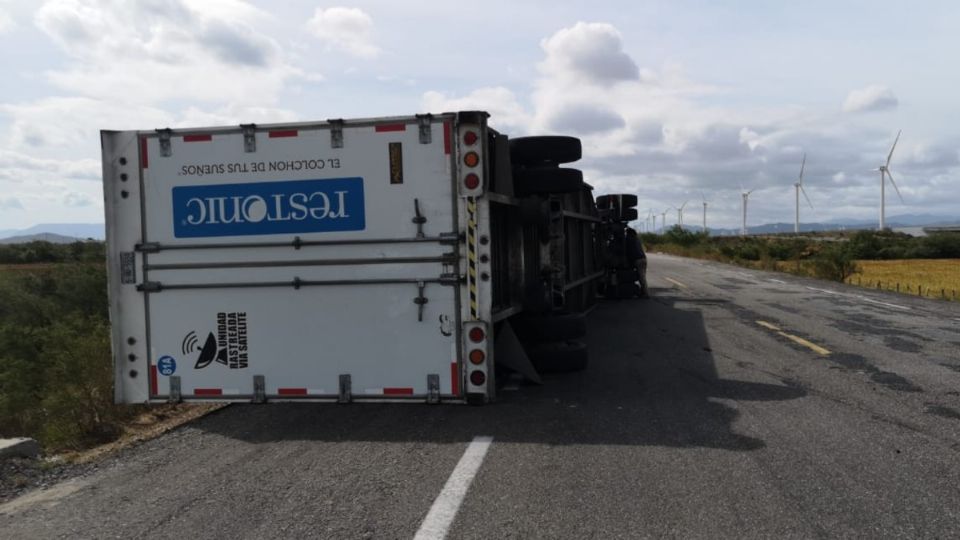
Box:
[102,112,495,404]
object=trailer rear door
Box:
[103,116,464,403]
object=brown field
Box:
[846,259,960,301]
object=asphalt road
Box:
[3,253,960,539]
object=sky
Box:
[0,0,958,231]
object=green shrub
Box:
[922,233,960,258]
[0,259,129,451]
[811,244,859,282]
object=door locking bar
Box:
[412,199,427,238]
[137,274,461,293]
[134,234,459,252]
[414,281,428,321]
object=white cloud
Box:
[306,7,379,59]
[417,20,960,227]
[539,22,639,85]
[842,85,898,113]
[548,104,626,135]
[0,8,12,33]
[421,87,532,133]
[1,96,298,160]
[62,191,92,207]
[0,149,100,181]
[33,0,297,105]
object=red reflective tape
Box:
[383,387,414,395]
[140,136,149,169]
[269,130,298,138]
[451,362,459,396]
[278,388,307,395]
[150,364,158,396]
[443,122,452,154]
[194,388,223,396]
[376,124,406,133]
[183,134,212,142]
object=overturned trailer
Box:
[102,111,636,405]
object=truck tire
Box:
[513,167,583,196]
[512,312,586,343]
[528,340,589,373]
[621,208,638,222]
[596,194,638,210]
[510,136,582,166]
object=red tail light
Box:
[464,152,480,167]
[468,327,485,343]
[470,370,486,386]
[463,131,478,146]
[464,173,480,189]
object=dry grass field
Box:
[846,259,960,301]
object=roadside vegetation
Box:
[0,241,145,452]
[643,227,960,301]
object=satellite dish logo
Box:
[181,330,224,369]
[181,312,249,370]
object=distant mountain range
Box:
[0,223,105,243]
[0,232,90,245]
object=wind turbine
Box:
[700,192,708,233]
[875,130,904,230]
[676,201,689,230]
[740,186,754,236]
[661,207,670,233]
[794,153,813,234]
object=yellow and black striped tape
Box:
[466,197,478,319]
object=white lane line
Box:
[805,286,841,295]
[414,436,494,540]
[805,285,913,311]
[768,278,787,284]
[857,296,911,310]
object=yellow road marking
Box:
[756,320,780,331]
[755,320,831,356]
[664,277,687,289]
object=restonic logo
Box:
[171,177,366,238]
[184,191,350,225]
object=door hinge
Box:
[137,281,162,293]
[135,242,161,253]
[156,128,173,157]
[416,113,433,144]
[241,123,257,153]
[427,374,440,404]
[328,119,344,148]
[168,376,182,403]
[253,375,266,403]
[338,374,352,403]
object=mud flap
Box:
[494,321,543,385]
